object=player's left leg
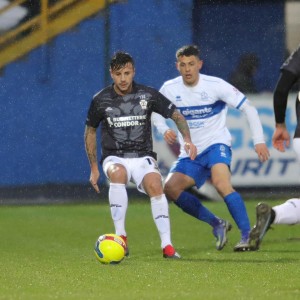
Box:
[211,163,253,251]
[208,144,254,251]
[135,157,180,259]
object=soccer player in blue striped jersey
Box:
[153,45,270,251]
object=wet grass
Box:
[0,199,299,300]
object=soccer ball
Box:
[94,234,126,264]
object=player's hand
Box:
[90,168,100,193]
[272,125,290,152]
[184,141,197,160]
[255,143,270,162]
[164,129,177,144]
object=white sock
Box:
[273,198,300,225]
[109,183,128,237]
[150,194,172,249]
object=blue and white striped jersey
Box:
[156,73,264,157]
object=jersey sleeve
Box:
[220,79,265,145]
[219,79,247,109]
[85,98,102,128]
[151,89,176,119]
[281,44,300,77]
[239,99,265,145]
[273,69,298,123]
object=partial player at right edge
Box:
[249,43,300,250]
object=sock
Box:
[224,191,250,237]
[150,194,172,249]
[109,183,128,237]
[273,198,300,224]
[175,191,221,227]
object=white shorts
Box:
[102,156,161,194]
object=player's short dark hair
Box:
[110,51,135,71]
[176,45,200,59]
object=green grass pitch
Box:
[0,199,299,300]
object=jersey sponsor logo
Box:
[183,106,212,116]
[179,100,225,120]
[107,115,147,128]
[188,120,205,128]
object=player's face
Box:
[110,63,135,96]
[176,55,203,87]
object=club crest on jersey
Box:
[139,99,147,109]
[200,92,209,100]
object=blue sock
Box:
[175,191,220,227]
[224,191,250,237]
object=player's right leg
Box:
[103,156,130,256]
[164,160,231,251]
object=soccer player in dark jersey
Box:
[249,44,300,250]
[84,51,196,259]
[272,44,300,156]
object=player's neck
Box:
[113,84,133,96]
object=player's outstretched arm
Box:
[170,110,197,160]
[84,125,100,193]
[240,100,270,162]
[272,123,290,152]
